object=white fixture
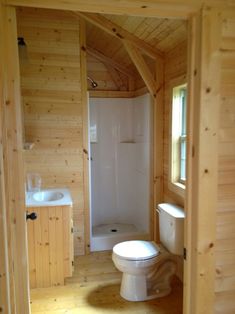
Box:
[91,223,149,252]
[89,95,151,252]
[33,190,64,202]
[26,188,73,207]
[112,203,185,301]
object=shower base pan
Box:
[90,223,149,252]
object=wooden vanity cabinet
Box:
[27,205,73,288]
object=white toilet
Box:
[112,203,185,301]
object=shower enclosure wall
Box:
[89,94,151,251]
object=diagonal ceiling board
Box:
[74,12,164,59]
[123,40,157,98]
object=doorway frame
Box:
[1,1,221,314]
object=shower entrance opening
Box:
[88,95,152,251]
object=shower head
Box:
[87,76,98,88]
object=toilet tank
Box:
[157,203,185,256]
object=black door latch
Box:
[26,212,37,221]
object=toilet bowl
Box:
[112,203,184,302]
[112,241,176,301]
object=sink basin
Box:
[26,188,72,207]
[33,190,64,202]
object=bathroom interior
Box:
[17,6,188,313]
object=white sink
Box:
[26,188,73,207]
[33,190,64,202]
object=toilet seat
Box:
[113,240,159,261]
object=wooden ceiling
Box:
[17,7,188,92]
[84,13,187,74]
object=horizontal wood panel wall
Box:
[163,40,187,207]
[17,7,85,256]
[87,54,124,91]
[215,10,235,313]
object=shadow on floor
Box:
[86,278,183,313]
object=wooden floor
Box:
[30,251,183,313]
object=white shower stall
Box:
[89,94,151,251]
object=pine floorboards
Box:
[30,251,183,313]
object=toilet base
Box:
[120,273,172,301]
[119,260,176,302]
[120,273,147,301]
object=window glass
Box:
[171,84,187,186]
[179,88,186,183]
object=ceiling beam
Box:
[123,40,157,98]
[74,12,163,59]
[6,0,202,19]
[86,46,135,77]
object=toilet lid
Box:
[113,241,159,261]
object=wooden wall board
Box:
[0,4,12,313]
[185,7,222,314]
[17,7,85,256]
[0,91,11,314]
[0,4,30,314]
[215,9,235,313]
[79,18,91,254]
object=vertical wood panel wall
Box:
[215,10,235,313]
[0,4,30,313]
[163,40,187,207]
[0,5,10,312]
[17,8,85,256]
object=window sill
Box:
[168,180,185,198]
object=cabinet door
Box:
[27,205,73,288]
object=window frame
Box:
[168,77,187,198]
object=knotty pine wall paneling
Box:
[215,10,235,313]
[87,55,122,91]
[17,7,85,256]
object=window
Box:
[171,84,187,189]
